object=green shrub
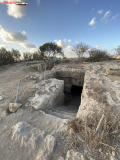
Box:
[88,48,112,62]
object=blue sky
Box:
[0,0,120,57]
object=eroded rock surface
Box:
[66,149,85,160]
[28,78,64,110]
[9,103,22,112]
[12,122,56,160]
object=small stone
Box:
[112,151,115,157]
[9,103,22,112]
[99,148,102,152]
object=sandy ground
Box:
[0,63,78,160]
[0,61,120,160]
[0,63,40,113]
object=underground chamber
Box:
[64,85,83,111]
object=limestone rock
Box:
[0,96,3,101]
[36,135,56,160]
[44,135,56,154]
[12,122,45,150]
[9,103,22,112]
[29,78,64,110]
[66,149,85,160]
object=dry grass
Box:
[68,106,120,151]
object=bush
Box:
[68,106,120,151]
[0,47,14,65]
[88,48,112,62]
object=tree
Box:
[0,47,14,65]
[73,43,89,62]
[115,45,120,55]
[88,48,111,62]
[39,42,64,63]
[11,48,21,62]
[23,52,29,61]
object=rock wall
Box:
[30,63,47,71]
[77,64,120,118]
[54,68,85,93]
[28,78,64,110]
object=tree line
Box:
[0,42,120,66]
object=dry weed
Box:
[68,106,120,151]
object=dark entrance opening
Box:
[65,85,83,108]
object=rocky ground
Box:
[0,61,120,160]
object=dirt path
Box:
[0,63,40,114]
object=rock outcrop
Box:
[29,78,64,110]
[12,122,56,160]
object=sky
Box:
[0,0,120,58]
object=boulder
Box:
[12,122,45,150]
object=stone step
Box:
[43,106,77,119]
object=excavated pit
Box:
[31,69,85,119]
[67,85,83,107]
[62,85,83,115]
[50,70,85,118]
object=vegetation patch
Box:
[68,106,120,153]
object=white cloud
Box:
[20,43,36,49]
[104,11,111,18]
[0,44,10,50]
[0,0,40,18]
[0,0,26,18]
[97,10,103,14]
[101,11,110,22]
[111,14,120,20]
[63,39,72,43]
[0,25,27,43]
[29,48,38,53]
[54,39,65,48]
[22,31,26,36]
[95,45,100,48]
[68,39,72,43]
[0,25,36,50]
[64,51,77,58]
[36,0,40,5]
[65,45,72,51]
[7,3,26,18]
[89,17,96,26]
[76,41,80,44]
[63,39,67,43]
